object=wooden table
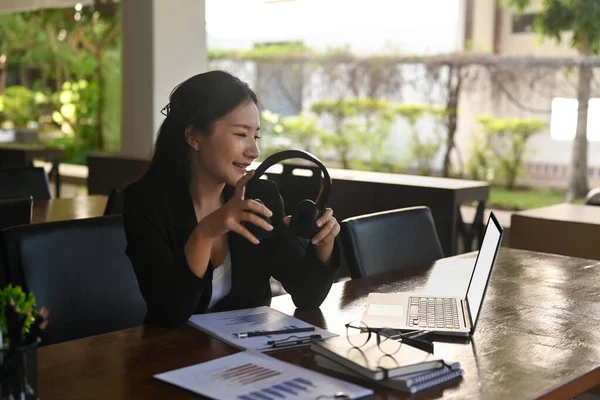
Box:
[0,143,64,197]
[511,203,600,260]
[267,163,490,257]
[32,195,108,224]
[36,248,600,399]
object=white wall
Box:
[470,0,495,52]
[121,0,208,159]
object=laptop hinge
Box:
[461,299,472,330]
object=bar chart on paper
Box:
[225,313,304,337]
[155,351,373,400]
[225,312,284,327]
[213,362,321,399]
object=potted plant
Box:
[0,285,48,400]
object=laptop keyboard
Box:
[408,297,460,329]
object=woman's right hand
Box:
[197,170,273,244]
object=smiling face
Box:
[187,100,261,187]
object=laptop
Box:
[361,212,504,336]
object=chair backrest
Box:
[340,206,444,279]
[0,148,29,168]
[0,167,51,201]
[0,215,146,346]
[0,246,5,290]
[103,187,125,216]
[585,188,600,206]
[0,196,32,230]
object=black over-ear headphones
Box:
[243,150,332,241]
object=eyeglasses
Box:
[345,321,434,354]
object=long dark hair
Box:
[147,70,258,185]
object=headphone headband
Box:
[252,150,331,210]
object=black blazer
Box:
[122,170,340,327]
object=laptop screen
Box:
[465,213,503,329]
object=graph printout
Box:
[155,351,373,400]
[188,306,337,351]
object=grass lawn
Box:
[488,186,586,211]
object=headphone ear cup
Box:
[290,199,321,240]
[242,179,283,240]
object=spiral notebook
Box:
[314,355,463,394]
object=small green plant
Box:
[1,86,39,128]
[45,79,99,164]
[396,104,446,176]
[311,98,398,170]
[466,128,495,182]
[474,116,546,189]
[0,285,38,343]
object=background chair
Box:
[0,167,51,201]
[340,206,444,279]
[0,215,146,346]
[0,196,33,230]
[103,187,125,216]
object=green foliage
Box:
[396,104,446,176]
[310,98,400,171]
[102,44,122,153]
[44,79,99,164]
[258,110,288,159]
[466,128,495,182]
[209,42,312,61]
[503,0,600,54]
[280,113,328,155]
[0,5,121,160]
[260,110,330,159]
[395,104,430,125]
[0,285,38,343]
[312,98,390,117]
[488,186,585,211]
[472,115,546,189]
[0,13,33,59]
[1,86,39,127]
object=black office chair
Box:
[103,187,125,216]
[0,196,33,230]
[0,167,51,201]
[585,188,600,206]
[340,206,444,279]
[0,247,5,290]
[0,215,147,346]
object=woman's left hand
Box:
[311,208,340,246]
[283,207,340,264]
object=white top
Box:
[207,251,232,311]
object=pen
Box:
[234,327,315,338]
[268,334,323,348]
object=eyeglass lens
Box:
[346,321,402,355]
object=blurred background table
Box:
[32,195,107,224]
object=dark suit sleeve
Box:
[122,184,211,327]
[265,211,341,310]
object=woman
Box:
[122,70,341,328]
